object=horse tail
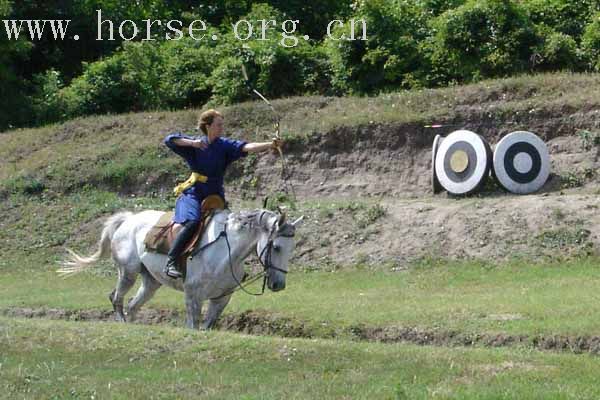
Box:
[58,211,133,276]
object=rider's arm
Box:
[242,139,282,154]
[171,138,205,148]
[164,133,206,160]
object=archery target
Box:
[493,131,549,194]
[434,130,492,195]
[431,134,444,194]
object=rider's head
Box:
[198,109,224,139]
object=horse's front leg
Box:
[202,294,232,330]
[184,283,204,330]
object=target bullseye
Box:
[434,130,492,195]
[493,131,549,194]
[450,150,469,173]
[513,152,533,174]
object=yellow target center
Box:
[450,150,469,173]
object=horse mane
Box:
[225,209,295,237]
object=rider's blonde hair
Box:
[198,109,223,135]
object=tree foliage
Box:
[4,0,600,131]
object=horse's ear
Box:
[277,206,286,227]
[291,216,304,228]
[278,212,286,227]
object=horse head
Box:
[257,211,304,292]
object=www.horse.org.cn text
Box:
[2,10,368,48]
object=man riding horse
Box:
[163,109,282,279]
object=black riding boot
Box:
[164,220,200,279]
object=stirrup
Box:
[164,259,183,279]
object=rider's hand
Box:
[192,139,208,150]
[271,138,283,151]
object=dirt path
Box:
[3,306,600,355]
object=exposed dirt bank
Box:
[4,307,600,355]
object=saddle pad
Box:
[143,211,176,254]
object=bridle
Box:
[210,211,294,300]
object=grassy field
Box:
[3,257,600,338]
[2,72,600,398]
[3,316,600,400]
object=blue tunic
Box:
[164,132,247,224]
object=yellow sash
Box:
[173,172,208,196]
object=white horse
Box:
[59,209,303,330]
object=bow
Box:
[241,63,296,204]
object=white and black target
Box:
[434,130,492,195]
[431,134,444,194]
[493,131,550,194]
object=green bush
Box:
[419,0,467,16]
[119,42,165,110]
[30,69,65,124]
[266,0,352,39]
[29,3,334,120]
[0,0,34,131]
[582,13,600,71]
[532,27,582,71]
[522,0,596,39]
[60,54,134,117]
[159,35,221,108]
[324,0,429,93]
[426,0,539,84]
[209,3,334,105]
[22,0,600,130]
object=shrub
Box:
[522,0,597,39]
[426,0,538,84]
[59,54,135,117]
[30,69,67,124]
[582,13,600,71]
[324,0,429,93]
[531,27,582,71]
[158,35,221,108]
[418,0,467,16]
[0,0,34,131]
[209,3,334,105]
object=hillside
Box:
[1,72,599,269]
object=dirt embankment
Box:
[230,105,600,200]
[10,90,597,268]
[220,104,600,267]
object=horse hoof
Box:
[115,314,126,323]
[125,310,136,323]
[108,289,116,304]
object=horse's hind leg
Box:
[109,267,137,322]
[127,265,161,322]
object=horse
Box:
[58,208,303,330]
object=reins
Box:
[198,218,292,301]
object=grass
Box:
[3,257,600,338]
[0,188,598,338]
[4,317,600,399]
[577,129,600,151]
[0,191,385,269]
[0,190,172,264]
[3,72,600,398]
[560,169,596,189]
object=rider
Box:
[163,109,282,279]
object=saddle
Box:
[143,195,226,271]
